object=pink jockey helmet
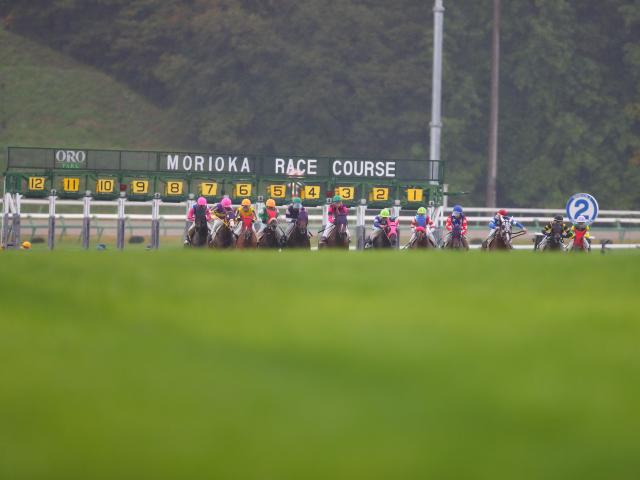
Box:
[220,197,232,208]
[197,197,207,206]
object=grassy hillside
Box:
[1,250,639,479]
[0,27,189,173]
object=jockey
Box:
[364,208,396,248]
[569,215,591,250]
[259,198,283,242]
[444,205,469,248]
[284,197,307,238]
[409,206,436,247]
[184,196,212,245]
[542,215,573,238]
[234,198,257,236]
[211,196,234,221]
[538,214,573,250]
[483,208,526,247]
[319,195,350,245]
[210,196,235,238]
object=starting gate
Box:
[3,147,445,208]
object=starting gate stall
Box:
[2,146,445,249]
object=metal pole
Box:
[486,0,501,207]
[321,202,330,230]
[429,0,445,184]
[184,196,195,243]
[151,194,161,249]
[117,193,126,250]
[2,192,11,248]
[12,193,21,249]
[356,199,367,250]
[0,178,6,248]
[82,192,91,250]
[393,201,402,249]
[48,191,57,250]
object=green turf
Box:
[0,250,639,479]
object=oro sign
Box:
[55,150,86,169]
[566,193,599,224]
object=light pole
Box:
[486,0,501,207]
[429,0,444,184]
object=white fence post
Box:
[13,193,22,249]
[117,193,126,250]
[151,194,161,249]
[48,191,57,250]
[185,195,194,243]
[82,192,91,250]
[1,192,11,248]
[393,200,402,249]
[356,199,367,250]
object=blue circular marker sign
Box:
[566,193,599,224]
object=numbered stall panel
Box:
[368,186,391,205]
[333,185,358,205]
[266,184,287,201]
[159,179,187,202]
[123,177,153,200]
[192,179,219,202]
[232,182,254,200]
[22,175,50,197]
[299,184,324,205]
[93,177,118,199]
[404,187,425,204]
[55,175,86,198]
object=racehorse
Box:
[408,226,435,249]
[235,217,257,249]
[285,210,311,249]
[484,217,519,251]
[371,219,399,249]
[210,217,235,249]
[257,219,281,249]
[444,224,468,250]
[319,214,349,249]
[539,223,566,252]
[190,214,211,248]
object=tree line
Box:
[2,0,639,208]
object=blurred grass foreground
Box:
[1,250,639,479]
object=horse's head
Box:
[195,216,208,230]
[550,223,564,244]
[266,219,277,230]
[499,220,512,241]
[296,210,308,231]
[386,219,398,241]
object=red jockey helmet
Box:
[497,209,508,216]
